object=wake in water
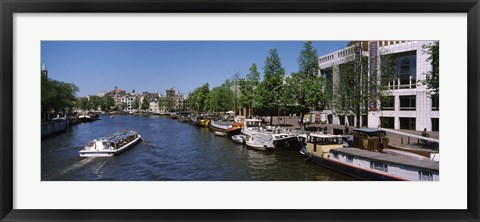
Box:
[44,157,95,181]
[141,139,156,147]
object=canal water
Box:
[41,115,355,181]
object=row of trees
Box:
[188,41,325,126]
[187,41,439,128]
[77,96,115,112]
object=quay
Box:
[41,119,68,139]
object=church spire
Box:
[41,63,48,79]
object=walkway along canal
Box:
[41,115,355,181]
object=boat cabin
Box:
[328,148,439,181]
[349,128,389,152]
[306,134,344,159]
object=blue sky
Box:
[41,41,348,97]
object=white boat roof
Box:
[95,130,138,143]
[244,119,262,122]
[309,133,344,138]
[331,148,439,172]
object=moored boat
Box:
[209,119,242,136]
[301,133,439,181]
[231,134,246,144]
[170,113,178,119]
[78,112,100,122]
[79,130,142,157]
[241,119,263,136]
[245,134,275,151]
[214,131,227,137]
[272,133,303,151]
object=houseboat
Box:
[242,119,302,150]
[209,119,242,136]
[348,128,389,152]
[301,133,439,181]
[272,132,303,151]
[190,116,210,127]
[79,130,142,157]
[78,112,100,122]
[241,119,263,136]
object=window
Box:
[346,156,354,163]
[380,117,395,129]
[370,162,388,172]
[400,96,416,111]
[399,117,416,130]
[333,153,339,159]
[381,96,395,110]
[432,96,439,111]
[347,116,355,126]
[431,118,439,131]
[338,115,345,125]
[394,51,417,88]
[419,171,434,181]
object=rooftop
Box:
[331,148,439,172]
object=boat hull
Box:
[246,143,273,151]
[273,136,303,151]
[231,135,246,144]
[78,116,100,122]
[305,154,402,181]
[79,136,142,157]
[208,123,241,136]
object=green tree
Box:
[333,43,396,127]
[230,73,241,115]
[77,97,89,110]
[132,99,140,113]
[41,77,79,120]
[284,41,323,128]
[87,96,102,111]
[256,48,285,125]
[100,96,115,112]
[188,83,210,113]
[421,41,439,99]
[141,97,150,112]
[205,80,235,113]
[165,98,174,112]
[239,63,261,117]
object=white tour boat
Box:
[79,130,142,157]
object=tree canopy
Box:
[238,63,261,116]
[422,41,439,98]
[41,76,79,120]
[188,83,210,113]
[256,48,285,124]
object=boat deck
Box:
[331,148,439,172]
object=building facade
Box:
[318,41,439,131]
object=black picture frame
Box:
[1,0,479,221]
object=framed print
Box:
[1,0,479,221]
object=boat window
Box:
[333,153,339,159]
[346,155,354,163]
[370,162,388,172]
[418,171,433,181]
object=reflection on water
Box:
[41,115,355,181]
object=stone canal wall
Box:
[41,119,68,139]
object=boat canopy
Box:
[96,130,138,143]
[353,128,386,136]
